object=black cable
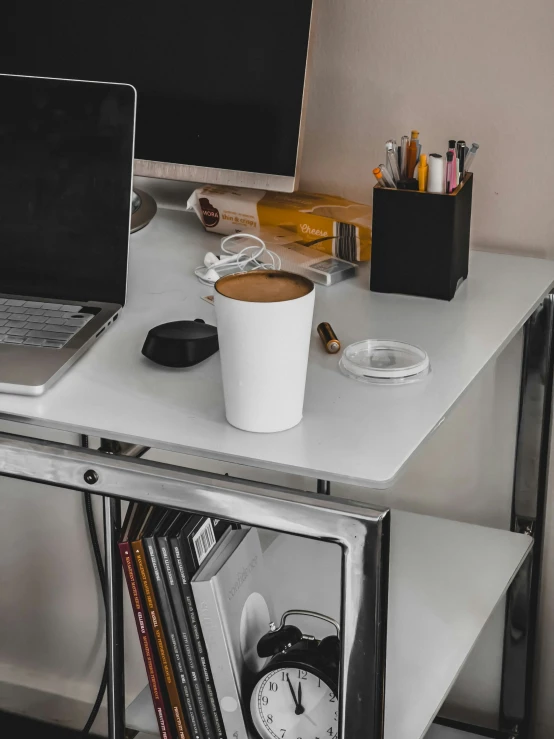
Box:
[81,434,109,735]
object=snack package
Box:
[187,186,372,261]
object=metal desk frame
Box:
[0,433,390,739]
[0,295,551,739]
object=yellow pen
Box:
[418,154,428,192]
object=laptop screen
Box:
[0,75,135,306]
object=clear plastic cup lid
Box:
[339,340,430,384]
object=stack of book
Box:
[119,503,274,739]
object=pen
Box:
[386,138,398,159]
[446,151,454,194]
[386,141,401,184]
[377,164,396,188]
[448,139,457,185]
[464,143,480,172]
[374,166,397,188]
[373,167,386,187]
[457,141,466,182]
[418,154,428,192]
[406,130,419,178]
[400,135,409,178]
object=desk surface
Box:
[0,206,553,488]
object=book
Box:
[159,516,219,739]
[145,511,203,739]
[133,508,190,739]
[119,503,173,739]
[192,528,274,739]
[171,517,233,739]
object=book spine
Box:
[171,535,227,739]
[118,543,173,739]
[159,536,218,739]
[133,540,190,739]
[191,578,248,739]
[144,537,203,739]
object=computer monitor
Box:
[1,2,315,196]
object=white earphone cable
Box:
[195,234,282,285]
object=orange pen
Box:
[373,167,386,187]
[406,130,420,178]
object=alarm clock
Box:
[249,610,340,739]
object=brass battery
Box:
[317,322,341,354]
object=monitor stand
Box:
[131,189,157,233]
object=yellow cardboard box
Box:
[187,186,372,261]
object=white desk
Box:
[0,205,551,739]
[0,207,552,489]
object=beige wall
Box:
[300,1,554,736]
[300,0,554,259]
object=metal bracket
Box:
[0,432,390,739]
[99,440,149,739]
[501,293,554,736]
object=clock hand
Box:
[295,681,305,715]
[286,675,301,712]
[296,683,317,727]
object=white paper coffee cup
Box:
[214,271,315,433]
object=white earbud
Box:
[203,268,220,284]
[204,252,238,269]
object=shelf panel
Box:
[126,510,531,739]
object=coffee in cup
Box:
[215,271,313,303]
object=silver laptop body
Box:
[0,74,136,395]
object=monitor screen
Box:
[1,1,313,182]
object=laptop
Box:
[0,74,136,395]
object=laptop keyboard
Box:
[0,299,96,349]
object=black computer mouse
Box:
[142,319,218,368]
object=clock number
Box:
[329,692,337,702]
[297,669,307,680]
[318,678,321,688]
[261,696,268,706]
[334,710,338,721]
[269,682,278,692]
[280,731,286,738]
[327,729,334,736]
[281,671,288,681]
[267,714,274,724]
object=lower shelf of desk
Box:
[132,726,482,739]
[126,510,531,739]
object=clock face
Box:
[250,666,338,739]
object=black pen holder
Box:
[370,174,473,301]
